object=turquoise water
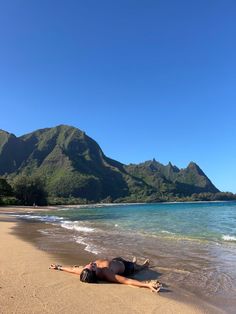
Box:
[38,201,236,244]
[14,201,236,312]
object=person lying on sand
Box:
[50,256,161,293]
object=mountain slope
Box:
[0,125,219,202]
[125,159,219,197]
[0,125,153,201]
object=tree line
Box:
[0,176,236,206]
[0,176,47,206]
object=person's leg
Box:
[133,258,150,272]
[116,257,149,275]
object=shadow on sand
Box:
[131,267,172,293]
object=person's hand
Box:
[147,280,162,293]
[49,264,62,270]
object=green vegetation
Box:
[0,125,235,205]
[125,159,219,198]
[0,178,12,196]
[13,175,47,206]
[0,177,18,205]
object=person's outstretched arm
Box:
[49,264,83,275]
[102,269,161,293]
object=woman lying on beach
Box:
[49,257,161,293]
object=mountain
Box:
[125,159,219,197]
[0,125,219,202]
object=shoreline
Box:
[0,207,222,314]
[0,198,234,212]
[0,206,231,314]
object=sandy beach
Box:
[0,207,222,314]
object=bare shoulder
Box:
[95,259,110,268]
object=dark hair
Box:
[80,269,98,283]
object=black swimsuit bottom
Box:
[112,257,135,276]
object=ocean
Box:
[12,201,236,313]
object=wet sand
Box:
[0,206,224,313]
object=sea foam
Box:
[13,214,64,223]
[75,236,100,254]
[161,230,175,234]
[222,235,236,242]
[61,221,94,233]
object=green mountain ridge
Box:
[0,125,219,203]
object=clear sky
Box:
[0,0,235,193]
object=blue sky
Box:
[0,0,235,193]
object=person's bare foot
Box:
[142,259,150,267]
[132,256,137,263]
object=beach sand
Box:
[0,207,219,314]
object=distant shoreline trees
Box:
[0,176,236,206]
[0,176,47,206]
